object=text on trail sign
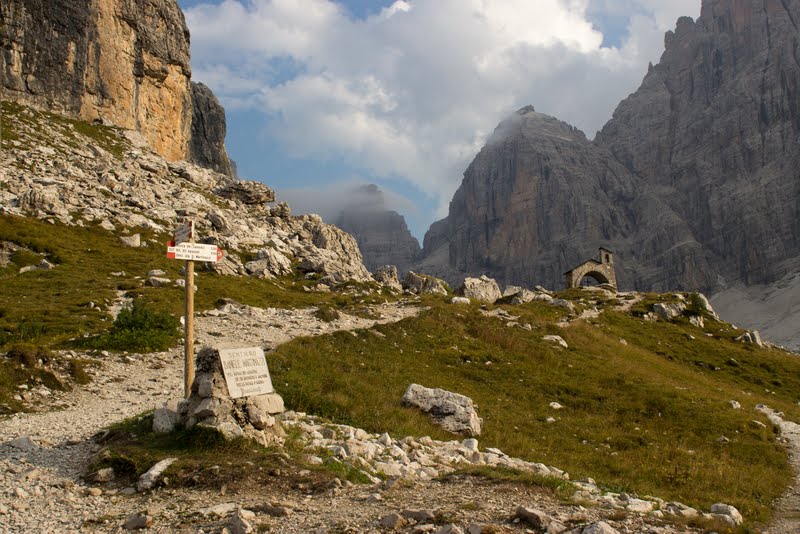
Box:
[166,242,224,262]
[173,220,194,245]
[218,347,274,399]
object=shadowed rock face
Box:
[596,0,800,289]
[422,0,800,294]
[189,82,235,178]
[0,0,192,161]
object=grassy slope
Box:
[3,100,800,526]
[269,298,800,523]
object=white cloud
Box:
[186,0,702,219]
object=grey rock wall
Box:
[421,0,800,294]
[189,82,235,178]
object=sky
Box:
[177,0,701,241]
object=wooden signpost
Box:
[167,220,225,398]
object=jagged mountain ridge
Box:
[596,0,800,289]
[420,0,800,299]
[421,107,714,291]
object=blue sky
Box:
[177,0,701,241]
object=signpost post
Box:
[167,220,224,398]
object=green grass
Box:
[0,214,393,351]
[266,299,800,525]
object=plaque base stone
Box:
[167,346,286,445]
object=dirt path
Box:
[759,406,800,533]
[0,302,420,532]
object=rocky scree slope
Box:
[0,101,372,282]
[421,0,800,300]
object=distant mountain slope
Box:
[334,185,421,274]
[421,0,800,299]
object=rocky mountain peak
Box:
[333,185,421,274]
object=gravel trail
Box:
[0,303,419,532]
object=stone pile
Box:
[154,347,287,446]
[280,411,566,482]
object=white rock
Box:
[549,402,563,410]
[582,521,619,534]
[710,503,743,525]
[729,400,741,410]
[401,384,482,436]
[462,438,479,452]
[458,276,501,304]
[137,458,177,491]
[119,234,141,247]
[451,297,471,305]
[542,335,568,348]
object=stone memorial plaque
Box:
[218,346,274,399]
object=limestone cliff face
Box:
[0,0,192,161]
[596,0,800,289]
[421,107,712,290]
[334,185,421,274]
[189,82,235,178]
[422,0,800,293]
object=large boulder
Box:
[402,271,448,296]
[458,275,501,304]
[217,181,275,207]
[401,384,482,436]
[373,265,402,291]
[653,302,686,321]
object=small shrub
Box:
[69,359,93,385]
[5,344,52,367]
[80,300,180,352]
[314,306,341,323]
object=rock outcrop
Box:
[401,384,483,436]
[0,0,193,161]
[188,82,235,177]
[457,276,501,304]
[333,185,421,274]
